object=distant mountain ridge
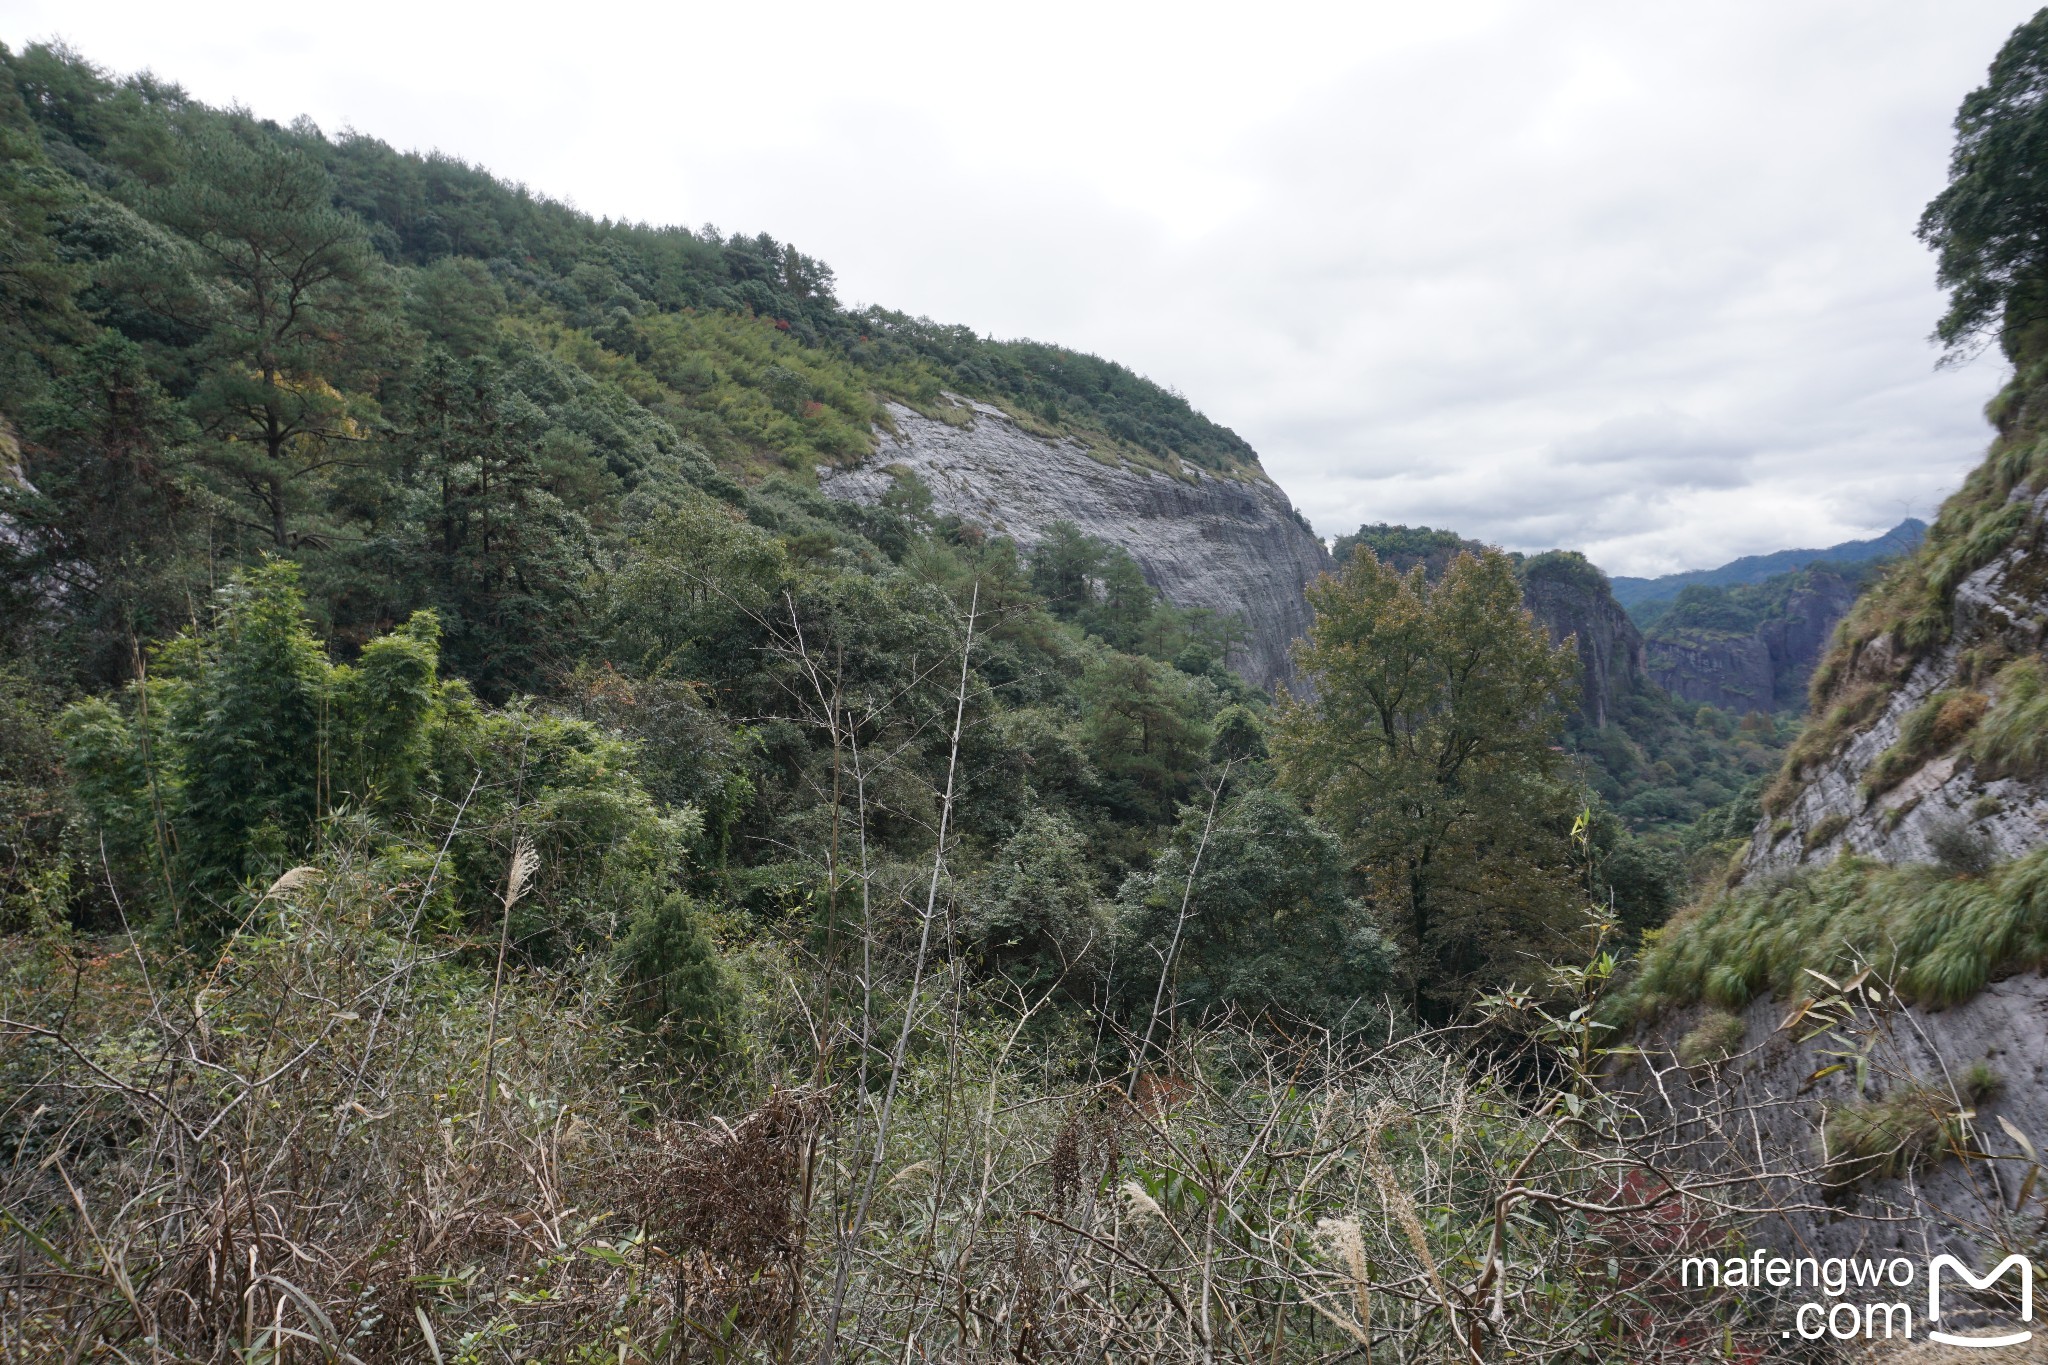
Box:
[1609,518,1927,612]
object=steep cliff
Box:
[1743,494,2048,876]
[819,398,1333,688]
[1733,362,2048,880]
[1643,632,1775,712]
[1621,978,2048,1271]
[1519,551,1648,728]
[1643,566,1866,713]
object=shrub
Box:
[61,562,698,956]
[1820,1083,1967,1187]
[1970,656,2048,779]
[1928,817,1995,876]
[1675,1010,1747,1067]
[617,891,739,1068]
[1864,689,1987,797]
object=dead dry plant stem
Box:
[819,582,978,1365]
[480,837,539,1134]
[1133,759,1233,1092]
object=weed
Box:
[1615,845,2048,1021]
[1675,1010,1747,1067]
[1971,657,2048,779]
[1820,1083,1967,1187]
[1803,812,1850,855]
[1865,690,1988,796]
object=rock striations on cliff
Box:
[1519,551,1648,729]
[1744,489,2048,877]
[820,398,1333,688]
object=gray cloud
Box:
[8,0,2034,574]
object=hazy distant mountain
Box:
[1609,518,1926,613]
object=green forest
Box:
[6,20,2048,1362]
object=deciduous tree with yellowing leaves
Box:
[1276,545,1583,1019]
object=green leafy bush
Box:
[60,561,700,959]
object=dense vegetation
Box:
[1335,526,1792,849]
[0,41,1792,1363]
[1628,560,1880,634]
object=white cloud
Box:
[5,0,2033,574]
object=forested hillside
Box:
[0,41,1768,1362]
[19,15,2048,1352]
[1610,516,1925,612]
[1334,524,1794,850]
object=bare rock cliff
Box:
[1746,487,2048,877]
[1624,981,2048,1271]
[1645,631,1776,712]
[820,400,1333,688]
[1646,571,1862,714]
[1519,554,1648,728]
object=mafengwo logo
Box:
[1681,1249,2035,1346]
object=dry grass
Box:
[0,846,805,1362]
[0,857,1789,1362]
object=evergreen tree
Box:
[4,333,196,685]
[396,352,592,698]
[1920,8,2048,358]
[150,129,387,547]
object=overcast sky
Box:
[8,1,2039,574]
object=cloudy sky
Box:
[8,1,2038,574]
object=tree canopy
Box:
[1276,547,1584,1018]
[1920,7,2048,359]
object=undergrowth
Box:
[1972,656,2048,779]
[0,861,1768,1362]
[1616,846,2048,1021]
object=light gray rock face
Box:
[1626,980,2048,1269]
[1744,487,2048,877]
[819,400,1333,688]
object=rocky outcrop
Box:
[1758,572,1863,705]
[1645,631,1776,712]
[820,399,1333,688]
[1520,553,1647,728]
[1622,980,2048,1277]
[1646,569,1863,713]
[1745,488,2048,876]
